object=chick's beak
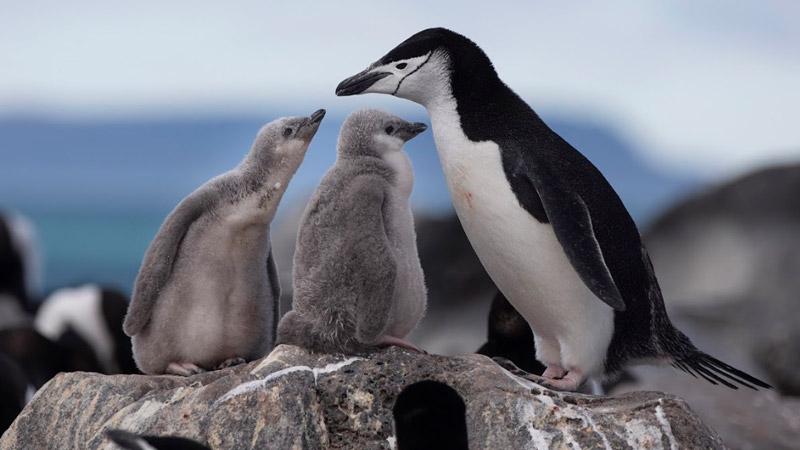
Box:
[396,122,427,141]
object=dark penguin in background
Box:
[0,352,28,434]
[0,212,30,317]
[105,429,210,450]
[35,284,137,375]
[477,291,545,375]
[336,27,771,391]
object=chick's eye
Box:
[283,128,293,137]
[396,63,407,70]
[385,126,394,135]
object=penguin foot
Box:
[165,362,206,376]
[492,357,550,385]
[215,357,247,370]
[542,365,567,379]
[377,335,425,353]
[540,370,585,392]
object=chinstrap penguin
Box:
[277,109,428,354]
[0,352,28,434]
[336,28,771,391]
[35,284,136,374]
[124,109,325,376]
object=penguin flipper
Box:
[345,175,396,345]
[529,177,626,311]
[123,184,218,336]
[266,241,281,345]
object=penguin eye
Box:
[385,126,395,135]
[395,62,407,70]
[283,128,293,137]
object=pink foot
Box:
[541,370,585,392]
[542,365,567,379]
[377,335,425,353]
[215,357,247,370]
[165,362,206,376]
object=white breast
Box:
[427,98,613,373]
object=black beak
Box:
[397,122,427,141]
[297,109,325,140]
[307,108,326,125]
[335,69,392,96]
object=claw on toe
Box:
[491,357,548,385]
[540,371,584,392]
[377,335,425,353]
[215,357,247,370]
[165,362,206,377]
[542,365,567,379]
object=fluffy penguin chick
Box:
[277,109,428,354]
[124,109,325,376]
[336,28,772,391]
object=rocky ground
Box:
[1,345,723,450]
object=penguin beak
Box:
[297,109,326,140]
[396,122,427,141]
[307,108,326,125]
[335,68,392,96]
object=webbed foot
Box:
[165,362,206,376]
[377,335,426,353]
[215,357,247,370]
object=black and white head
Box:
[337,109,426,159]
[251,109,326,163]
[335,28,496,106]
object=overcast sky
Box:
[2,0,799,175]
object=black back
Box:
[0,352,28,434]
[0,212,28,309]
[0,326,103,388]
[100,287,138,374]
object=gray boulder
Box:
[612,163,800,450]
[1,345,722,449]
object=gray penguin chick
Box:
[124,109,325,375]
[277,109,428,354]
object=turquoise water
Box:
[1,113,697,297]
[27,210,166,294]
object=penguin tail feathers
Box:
[670,351,772,391]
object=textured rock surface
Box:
[2,345,722,449]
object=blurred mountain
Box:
[0,113,697,294]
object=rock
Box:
[616,163,800,449]
[2,345,722,449]
[755,330,800,397]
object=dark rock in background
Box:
[756,330,800,397]
[613,163,800,450]
[2,345,724,449]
